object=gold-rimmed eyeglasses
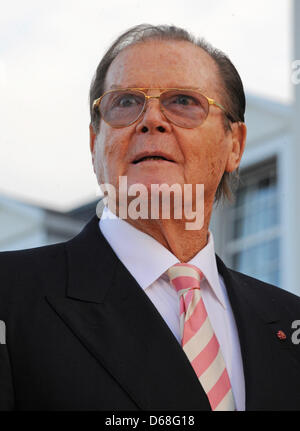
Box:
[92,88,234,129]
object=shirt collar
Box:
[99,206,226,309]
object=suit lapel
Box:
[46,216,211,410]
[216,256,300,410]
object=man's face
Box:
[90,40,244,207]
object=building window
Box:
[225,157,280,286]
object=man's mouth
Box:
[132,154,175,164]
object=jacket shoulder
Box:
[0,241,66,269]
[0,242,67,303]
[228,267,300,312]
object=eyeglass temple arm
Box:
[207,97,235,122]
[207,97,226,111]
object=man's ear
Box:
[225,122,247,173]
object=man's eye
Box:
[113,94,140,108]
[170,95,198,106]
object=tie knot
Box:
[167,263,204,296]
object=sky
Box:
[0,0,294,211]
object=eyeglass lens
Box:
[99,89,209,128]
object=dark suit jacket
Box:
[0,215,300,411]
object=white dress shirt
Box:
[99,206,245,410]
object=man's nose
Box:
[135,98,172,134]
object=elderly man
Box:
[0,24,300,411]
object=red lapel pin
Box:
[276,330,287,340]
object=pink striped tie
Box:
[167,263,235,411]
